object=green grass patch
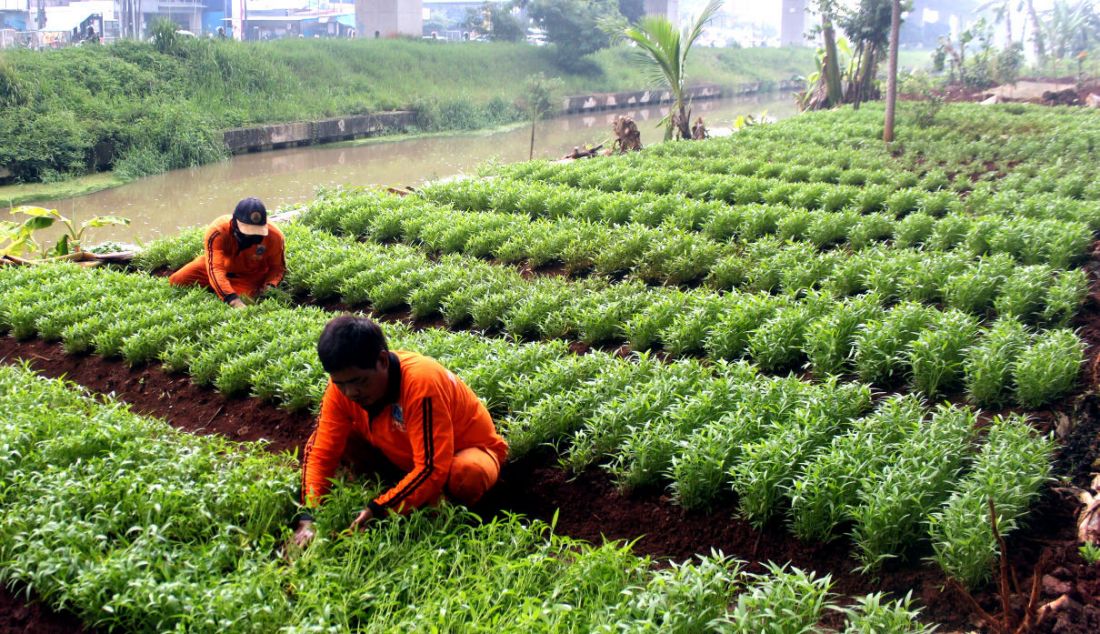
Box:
[0,172,129,207]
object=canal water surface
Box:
[40,93,798,244]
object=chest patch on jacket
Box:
[391,404,406,432]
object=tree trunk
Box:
[677,103,692,140]
[852,43,866,110]
[1026,0,1046,65]
[853,43,877,111]
[1005,4,1013,46]
[884,0,901,143]
[822,13,843,108]
[529,120,536,160]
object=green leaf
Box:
[11,206,60,220]
[85,215,131,228]
[51,234,70,257]
[21,216,54,231]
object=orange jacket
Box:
[202,215,286,302]
[301,351,508,514]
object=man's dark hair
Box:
[317,316,389,373]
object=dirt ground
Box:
[926,77,1100,107]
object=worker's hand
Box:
[229,298,247,309]
[349,507,375,532]
[291,519,316,548]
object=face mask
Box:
[232,221,264,250]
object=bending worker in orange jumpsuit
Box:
[292,316,508,546]
[168,197,285,308]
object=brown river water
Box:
[39,93,798,245]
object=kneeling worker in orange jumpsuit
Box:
[292,316,509,546]
[168,197,285,308]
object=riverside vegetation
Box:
[0,38,813,186]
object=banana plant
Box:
[0,206,129,258]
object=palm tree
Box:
[623,0,723,141]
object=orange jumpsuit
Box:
[168,215,286,302]
[301,351,509,515]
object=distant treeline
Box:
[0,38,813,183]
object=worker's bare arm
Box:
[349,506,375,531]
[292,518,315,547]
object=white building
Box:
[356,0,421,38]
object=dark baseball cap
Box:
[232,197,269,236]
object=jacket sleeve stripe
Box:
[205,230,232,299]
[379,398,434,509]
[300,431,316,505]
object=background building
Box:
[355,0,421,38]
[780,0,807,47]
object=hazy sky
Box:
[693,0,1067,31]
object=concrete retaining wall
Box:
[222,78,803,155]
[560,79,802,114]
[223,111,417,154]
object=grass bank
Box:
[0,172,128,208]
[0,38,813,189]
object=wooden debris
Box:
[611,116,642,153]
[691,117,708,140]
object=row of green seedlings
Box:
[479,158,1100,229]
[877,106,1100,198]
[415,177,1095,266]
[0,265,1057,584]
[623,132,1100,201]
[133,223,1086,408]
[431,168,1100,230]
[652,102,1100,201]
[296,188,1091,295]
[638,135,1002,197]
[139,216,1089,334]
[0,365,933,633]
[509,153,990,198]
[778,395,1053,585]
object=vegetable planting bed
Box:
[1,320,1098,631]
[4,102,1100,632]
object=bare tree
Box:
[883,0,901,143]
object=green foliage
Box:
[1013,329,1085,408]
[964,318,1030,408]
[1080,542,1100,565]
[150,19,183,56]
[716,564,833,633]
[621,0,722,140]
[528,0,620,69]
[851,404,976,570]
[928,415,1053,588]
[0,364,914,632]
[836,592,933,633]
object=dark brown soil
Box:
[0,587,84,634]
[0,337,314,455]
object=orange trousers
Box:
[168,258,268,299]
[445,446,501,506]
[335,435,501,508]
